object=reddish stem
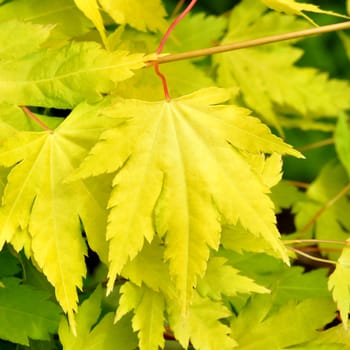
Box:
[154,0,198,101]
[21,106,51,131]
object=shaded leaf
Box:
[197,257,270,300]
[59,285,137,350]
[335,113,350,179]
[328,242,350,329]
[116,283,165,350]
[261,0,349,26]
[231,295,335,349]
[169,292,236,350]
[0,277,61,345]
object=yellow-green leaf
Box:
[197,257,270,300]
[0,101,117,329]
[99,0,168,32]
[74,0,107,46]
[74,87,299,311]
[59,285,137,349]
[169,292,237,350]
[214,0,350,131]
[328,241,350,329]
[116,283,165,350]
[261,0,349,26]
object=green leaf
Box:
[0,0,92,39]
[197,257,270,300]
[59,285,138,350]
[335,113,350,179]
[231,295,336,349]
[0,21,52,61]
[0,246,20,278]
[0,42,145,108]
[169,292,236,350]
[0,101,117,329]
[163,12,227,57]
[121,238,175,297]
[294,160,350,259]
[261,0,349,26]
[0,277,61,345]
[328,242,350,329]
[214,0,350,130]
[73,88,300,309]
[99,0,168,32]
[116,283,165,350]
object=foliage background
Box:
[1,0,350,349]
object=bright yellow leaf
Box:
[73,87,301,312]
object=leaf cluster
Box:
[0,0,350,349]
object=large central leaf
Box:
[73,87,301,309]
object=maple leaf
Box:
[0,277,61,345]
[231,295,335,349]
[197,257,270,300]
[335,113,350,178]
[0,101,117,330]
[294,160,350,260]
[328,242,350,330]
[0,0,93,39]
[0,21,52,61]
[168,291,237,350]
[74,0,107,47]
[98,0,168,32]
[0,41,145,108]
[261,0,349,26]
[116,282,165,350]
[214,0,350,131]
[73,87,300,311]
[59,285,137,350]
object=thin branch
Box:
[301,182,350,232]
[21,106,51,132]
[286,180,310,189]
[298,137,334,152]
[146,21,350,65]
[287,246,337,265]
[284,239,350,247]
[154,0,198,101]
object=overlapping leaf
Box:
[0,102,117,330]
[197,257,270,300]
[0,21,52,61]
[0,0,92,39]
[99,0,168,32]
[116,283,165,350]
[0,41,145,108]
[59,285,137,350]
[73,87,300,312]
[214,0,350,131]
[169,292,236,350]
[0,277,61,345]
[329,242,350,330]
[261,0,349,26]
[294,160,350,259]
[231,295,335,349]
